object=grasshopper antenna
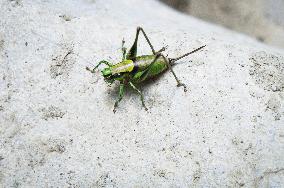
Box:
[169,45,206,65]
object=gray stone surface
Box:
[160,0,284,48]
[0,0,284,187]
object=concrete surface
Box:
[160,0,284,48]
[0,0,284,187]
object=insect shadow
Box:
[105,77,165,112]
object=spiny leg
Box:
[127,27,156,60]
[86,60,111,73]
[113,83,126,113]
[157,45,168,53]
[138,27,156,54]
[139,53,187,92]
[161,55,187,92]
[121,38,127,61]
[129,81,148,111]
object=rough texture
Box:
[160,0,284,48]
[0,0,284,187]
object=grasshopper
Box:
[87,27,206,113]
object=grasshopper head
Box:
[101,67,112,77]
[101,67,114,84]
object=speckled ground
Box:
[0,0,283,187]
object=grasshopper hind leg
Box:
[121,39,127,61]
[161,55,187,92]
[127,27,157,60]
[140,53,187,93]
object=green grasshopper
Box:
[87,27,206,113]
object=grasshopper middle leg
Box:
[129,81,148,111]
[113,83,126,113]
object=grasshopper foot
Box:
[86,67,95,73]
[141,98,148,111]
[141,102,148,111]
[143,105,148,111]
[113,103,119,113]
[177,83,187,92]
[113,107,117,113]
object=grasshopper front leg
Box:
[86,60,112,73]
